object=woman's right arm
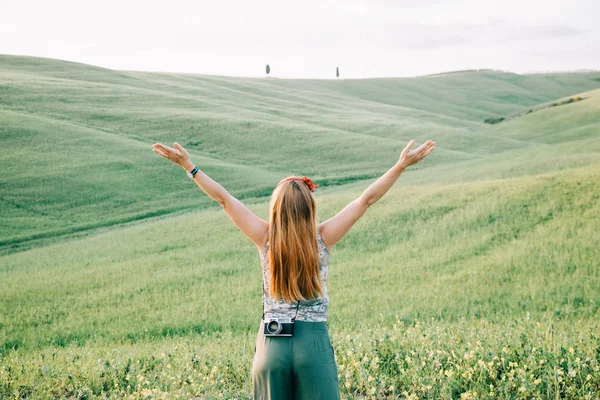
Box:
[319,139,435,251]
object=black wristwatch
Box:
[186,166,199,179]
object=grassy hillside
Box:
[1,55,599,254]
[1,55,599,398]
[2,163,599,348]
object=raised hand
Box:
[152,142,193,170]
[398,139,436,169]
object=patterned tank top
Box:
[260,231,330,322]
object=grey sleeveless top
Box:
[260,231,330,322]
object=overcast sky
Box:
[1,0,598,79]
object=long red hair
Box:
[266,176,323,302]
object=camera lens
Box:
[267,320,282,334]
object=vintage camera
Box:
[263,317,295,336]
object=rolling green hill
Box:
[1,55,600,254]
[1,55,599,398]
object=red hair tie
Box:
[278,176,319,192]
[301,176,318,192]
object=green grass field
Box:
[1,55,599,399]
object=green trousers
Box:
[252,320,340,399]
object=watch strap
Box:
[188,166,199,178]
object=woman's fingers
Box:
[153,148,169,158]
[153,143,175,159]
[153,143,178,157]
[413,140,434,154]
[415,140,435,161]
[173,142,187,156]
[154,142,187,159]
[422,140,435,152]
[398,139,435,167]
[422,140,434,151]
[422,144,436,158]
[153,143,175,154]
[152,144,168,153]
[421,145,434,155]
[153,142,190,167]
[153,148,171,160]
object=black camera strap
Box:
[292,301,300,321]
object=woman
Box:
[152,139,436,399]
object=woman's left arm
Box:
[153,142,228,203]
[152,142,268,247]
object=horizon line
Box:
[2,52,600,81]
